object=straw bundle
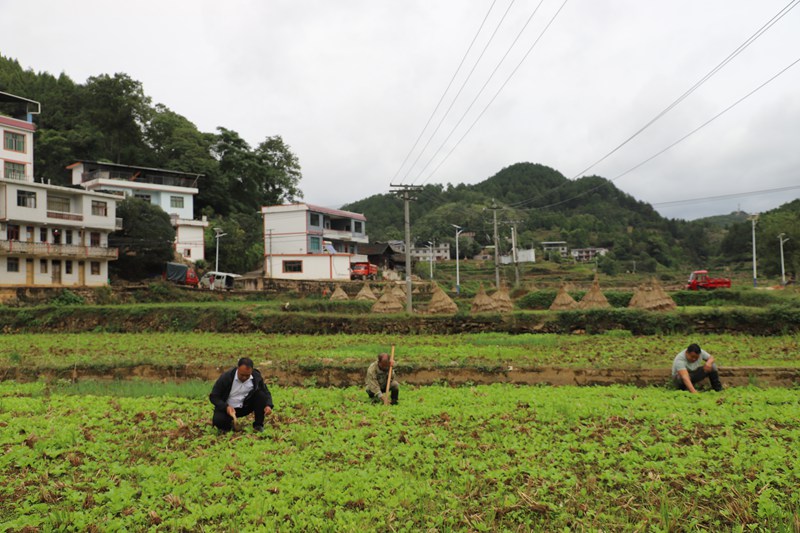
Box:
[549,283,578,311]
[628,278,676,311]
[471,285,499,313]
[371,290,405,313]
[392,284,406,299]
[426,283,458,314]
[355,283,378,301]
[329,285,349,301]
[578,276,611,309]
[491,286,515,313]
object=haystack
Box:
[371,290,405,313]
[392,284,406,299]
[329,285,349,301]
[628,278,676,311]
[471,285,498,313]
[355,283,378,301]
[426,283,458,314]
[549,283,578,311]
[578,276,611,309]
[491,286,515,313]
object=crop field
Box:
[3,332,800,373]
[1,381,799,531]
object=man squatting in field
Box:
[672,343,723,393]
[210,357,273,432]
[365,353,399,405]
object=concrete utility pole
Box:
[779,233,790,285]
[511,224,519,287]
[490,200,500,289]
[749,214,759,287]
[451,224,463,294]
[214,227,227,273]
[390,184,422,313]
[427,240,434,280]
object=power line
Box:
[652,184,800,208]
[391,0,501,185]
[410,0,558,185]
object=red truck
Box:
[686,270,731,290]
[350,262,378,280]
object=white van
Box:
[199,271,241,290]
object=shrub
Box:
[50,289,85,306]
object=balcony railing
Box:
[0,240,118,259]
[47,211,84,222]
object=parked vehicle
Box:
[686,270,731,290]
[199,271,241,290]
[163,262,199,287]
[350,262,378,280]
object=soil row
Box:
[8,364,799,388]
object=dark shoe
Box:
[253,425,264,433]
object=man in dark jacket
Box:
[209,357,273,432]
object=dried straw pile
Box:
[629,277,676,311]
[578,276,611,309]
[329,285,349,301]
[392,284,406,299]
[371,290,405,313]
[355,283,378,301]
[426,283,458,314]
[471,285,499,313]
[491,286,515,313]
[549,283,578,311]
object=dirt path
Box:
[12,365,800,388]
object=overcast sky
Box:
[3,0,799,220]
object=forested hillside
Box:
[0,55,302,275]
[344,163,799,276]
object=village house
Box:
[1,92,120,287]
[68,161,209,262]
[261,203,369,280]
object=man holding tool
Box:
[365,351,399,405]
[210,357,274,432]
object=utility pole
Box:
[779,232,790,285]
[749,214,759,287]
[427,240,434,280]
[490,199,500,289]
[451,224,463,294]
[511,224,519,287]
[390,184,422,313]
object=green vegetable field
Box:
[1,382,798,531]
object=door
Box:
[26,259,34,285]
[52,260,62,285]
[78,261,85,286]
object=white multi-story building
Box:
[1,92,120,287]
[69,161,208,262]
[261,203,369,280]
[410,242,450,261]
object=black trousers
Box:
[212,389,270,431]
[673,367,722,392]
[367,383,399,405]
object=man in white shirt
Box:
[210,357,273,432]
[672,343,723,393]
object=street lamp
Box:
[451,224,463,294]
[213,227,227,276]
[779,233,790,285]
[427,240,434,280]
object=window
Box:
[52,229,61,244]
[90,232,101,247]
[170,196,184,209]
[26,226,34,241]
[91,201,108,216]
[7,224,20,241]
[65,230,73,245]
[47,195,71,213]
[40,228,48,242]
[354,221,363,234]
[4,161,25,180]
[309,213,321,227]
[134,193,151,202]
[40,260,48,274]
[7,257,19,273]
[65,260,73,274]
[183,248,191,258]
[17,190,36,208]
[282,260,303,273]
[91,262,100,275]
[4,131,25,152]
[309,236,321,253]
